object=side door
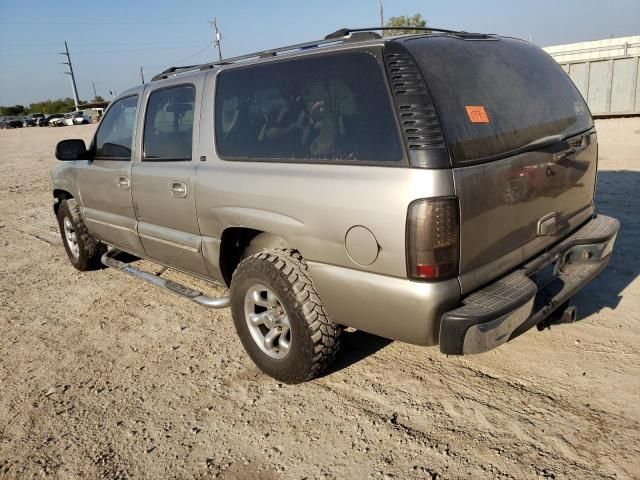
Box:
[130,79,209,276]
[77,94,145,254]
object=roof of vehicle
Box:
[150,26,496,83]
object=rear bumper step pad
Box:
[439,214,619,355]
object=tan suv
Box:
[51,27,619,383]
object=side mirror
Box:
[55,139,89,161]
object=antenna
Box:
[209,18,223,62]
[58,41,80,111]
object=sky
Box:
[0,0,639,106]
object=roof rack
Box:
[151,30,380,81]
[324,26,485,39]
[151,26,489,81]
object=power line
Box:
[0,40,210,48]
[0,20,206,25]
[0,44,214,57]
[145,42,214,70]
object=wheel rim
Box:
[244,284,291,359]
[63,216,80,259]
[503,179,524,204]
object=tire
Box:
[230,249,341,383]
[56,198,106,271]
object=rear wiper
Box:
[521,134,563,151]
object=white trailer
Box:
[544,36,640,116]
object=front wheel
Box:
[230,249,341,383]
[57,198,106,271]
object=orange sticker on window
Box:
[465,105,490,123]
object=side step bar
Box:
[101,249,230,309]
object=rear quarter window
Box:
[214,51,403,164]
[405,37,593,164]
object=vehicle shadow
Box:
[570,170,639,319]
[320,329,393,377]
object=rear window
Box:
[405,37,593,164]
[215,51,403,164]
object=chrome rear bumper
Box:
[439,214,619,355]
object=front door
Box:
[77,94,145,254]
[131,80,208,276]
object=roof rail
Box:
[151,26,490,82]
[151,30,381,82]
[325,26,490,39]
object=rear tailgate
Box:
[404,36,597,293]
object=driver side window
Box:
[94,95,138,160]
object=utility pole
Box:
[92,82,98,98]
[209,17,223,61]
[59,41,80,111]
[140,66,145,85]
[379,0,384,28]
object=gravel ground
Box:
[0,119,638,480]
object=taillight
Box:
[406,197,459,280]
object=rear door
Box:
[404,36,597,293]
[130,78,209,276]
[77,94,144,254]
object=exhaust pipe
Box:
[537,302,578,330]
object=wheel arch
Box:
[218,227,294,286]
[53,189,74,215]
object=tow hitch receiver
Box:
[101,248,230,309]
[537,303,577,330]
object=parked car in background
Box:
[69,111,90,125]
[0,117,23,129]
[24,113,45,127]
[40,114,65,127]
[49,114,69,127]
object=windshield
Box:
[405,36,593,164]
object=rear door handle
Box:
[170,181,187,198]
[117,175,130,189]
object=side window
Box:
[215,51,403,163]
[94,95,138,160]
[143,85,195,161]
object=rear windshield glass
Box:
[405,37,592,164]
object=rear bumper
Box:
[439,214,620,355]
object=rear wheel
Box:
[57,198,106,271]
[230,249,341,383]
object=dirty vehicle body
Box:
[51,27,619,382]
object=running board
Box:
[101,249,230,309]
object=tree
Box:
[383,13,427,36]
[23,97,85,114]
[0,105,26,116]
[93,95,105,103]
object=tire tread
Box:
[233,249,341,382]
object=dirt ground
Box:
[0,118,638,480]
